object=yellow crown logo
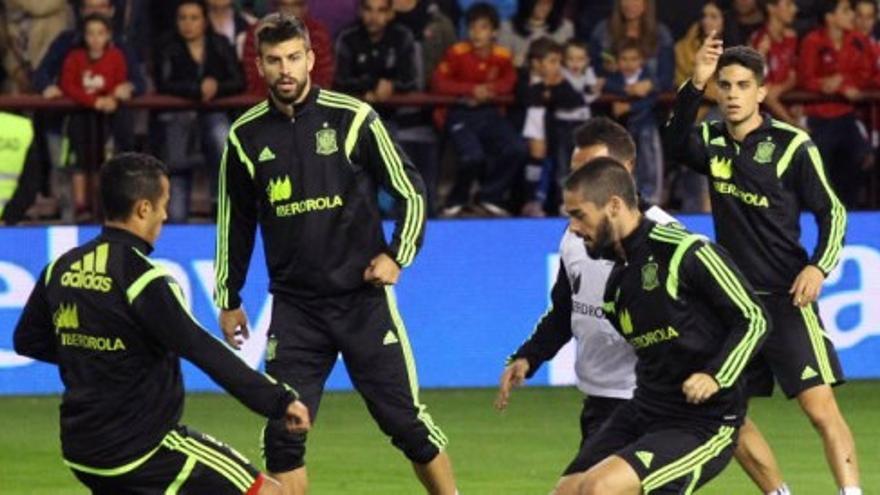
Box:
[267,176,292,205]
[53,303,79,332]
[710,156,733,180]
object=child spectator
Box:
[519,38,601,216]
[604,37,662,205]
[799,0,874,208]
[589,0,675,91]
[432,2,526,217]
[498,0,573,67]
[750,0,800,125]
[853,0,880,76]
[59,13,130,222]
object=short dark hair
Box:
[573,117,637,165]
[255,12,311,54]
[615,37,644,58]
[466,2,500,30]
[527,36,563,62]
[101,153,169,221]
[177,0,207,16]
[716,46,765,85]
[853,0,877,11]
[564,157,638,209]
[81,13,113,33]
[818,0,850,23]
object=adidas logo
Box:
[635,450,654,468]
[60,244,113,293]
[801,365,818,381]
[383,330,399,345]
[258,146,276,162]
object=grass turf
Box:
[1,382,877,494]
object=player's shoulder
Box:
[767,118,812,146]
[229,99,271,136]
[315,88,374,120]
[646,222,707,260]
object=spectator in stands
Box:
[799,0,873,208]
[458,0,518,22]
[498,0,573,67]
[750,0,800,125]
[673,0,723,212]
[243,0,333,92]
[853,0,880,74]
[432,2,526,217]
[336,0,441,214]
[657,0,705,40]
[0,112,49,225]
[207,0,252,57]
[2,0,70,93]
[393,0,457,89]
[155,0,244,222]
[59,13,131,222]
[519,38,601,217]
[588,0,675,91]
[724,0,766,45]
[604,37,662,205]
[33,0,145,107]
[308,0,359,39]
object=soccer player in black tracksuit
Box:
[213,14,457,494]
[663,35,862,494]
[13,153,310,495]
[554,159,769,495]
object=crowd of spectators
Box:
[1,0,879,224]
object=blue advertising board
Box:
[1,213,878,395]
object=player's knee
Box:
[392,430,443,464]
[580,471,615,495]
[800,390,844,432]
[264,428,308,474]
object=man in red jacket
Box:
[798,0,874,208]
[431,2,526,217]
[242,0,334,92]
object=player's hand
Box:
[495,358,529,410]
[284,400,311,433]
[693,30,723,91]
[682,372,719,404]
[42,84,63,99]
[219,307,250,349]
[789,264,825,307]
[363,253,401,286]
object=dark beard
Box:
[269,78,306,105]
[585,215,615,260]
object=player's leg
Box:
[764,296,859,490]
[578,456,641,495]
[797,385,860,489]
[553,400,642,495]
[263,296,339,495]
[733,356,789,494]
[70,426,275,495]
[340,286,456,494]
[614,421,738,495]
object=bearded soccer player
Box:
[663,33,861,495]
[213,13,457,495]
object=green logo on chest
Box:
[641,262,659,291]
[753,140,776,164]
[315,128,338,156]
[710,156,733,180]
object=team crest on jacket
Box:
[316,128,338,155]
[641,262,659,291]
[753,140,775,164]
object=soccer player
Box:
[663,34,861,494]
[13,152,310,495]
[497,116,789,495]
[214,13,457,495]
[554,158,769,495]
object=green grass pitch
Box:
[1,383,877,494]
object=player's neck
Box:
[271,81,312,118]
[103,221,150,245]
[614,211,643,261]
[725,112,763,142]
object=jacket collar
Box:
[99,226,154,255]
